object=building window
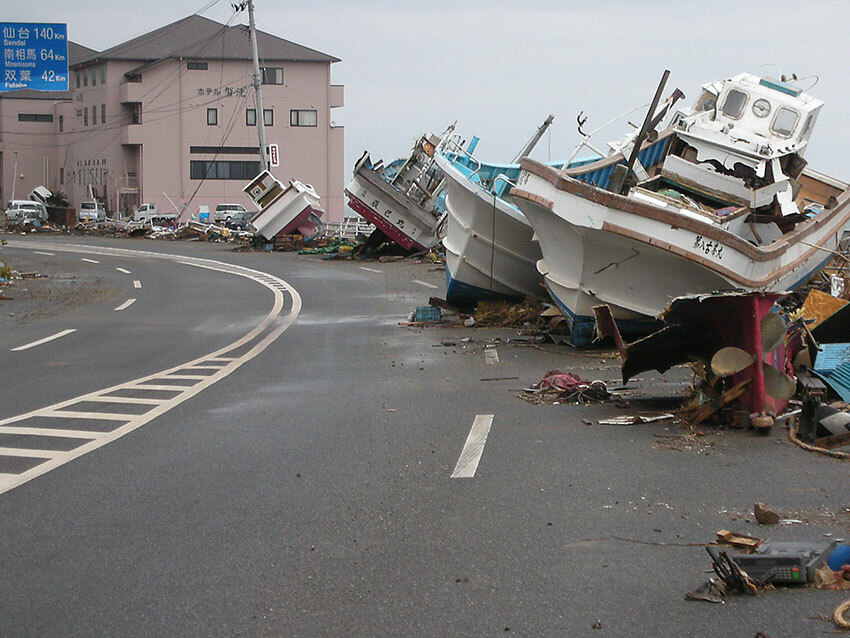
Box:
[189,160,261,180]
[83,71,88,87]
[18,113,54,122]
[263,109,273,126]
[83,108,88,126]
[75,71,80,88]
[261,67,283,85]
[59,115,63,131]
[100,65,105,84]
[246,108,256,126]
[187,61,208,70]
[92,105,97,125]
[101,104,106,124]
[207,108,217,126]
[190,146,260,154]
[60,167,64,185]
[290,109,317,127]
[91,67,97,86]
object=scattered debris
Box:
[716,530,764,551]
[520,370,610,405]
[598,413,673,426]
[754,503,781,526]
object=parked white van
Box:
[213,203,248,222]
[78,201,106,222]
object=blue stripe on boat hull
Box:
[445,269,520,307]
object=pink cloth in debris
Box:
[534,370,588,392]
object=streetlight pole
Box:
[246,0,269,172]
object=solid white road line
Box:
[115,267,131,274]
[33,251,55,256]
[133,280,142,288]
[484,346,499,365]
[0,447,58,459]
[0,240,303,497]
[81,258,99,264]
[11,329,77,352]
[114,298,136,311]
[413,279,438,289]
[451,414,494,479]
[359,266,382,273]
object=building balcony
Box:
[121,124,143,146]
[330,84,344,109]
[120,81,144,104]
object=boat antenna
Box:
[620,69,671,195]
[512,114,555,163]
[237,0,269,172]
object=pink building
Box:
[0,15,344,222]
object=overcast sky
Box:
[7,1,850,180]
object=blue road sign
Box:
[1,23,68,92]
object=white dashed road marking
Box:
[0,241,303,496]
[451,415,493,479]
[413,279,438,289]
[133,280,142,288]
[11,329,77,352]
[116,267,131,274]
[81,258,99,264]
[114,298,136,311]
[33,251,55,256]
[359,266,382,273]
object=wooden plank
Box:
[813,430,850,450]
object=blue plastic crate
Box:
[414,306,442,323]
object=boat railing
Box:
[441,136,482,182]
[566,102,652,166]
[492,174,517,198]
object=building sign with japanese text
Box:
[1,22,68,92]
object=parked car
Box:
[224,211,254,231]
[213,203,248,222]
[78,201,106,222]
[4,200,48,223]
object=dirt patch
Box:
[0,253,119,326]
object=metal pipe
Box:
[512,114,554,163]
[620,70,670,195]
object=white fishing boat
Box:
[344,127,454,251]
[434,116,598,305]
[512,71,850,345]
[244,170,324,241]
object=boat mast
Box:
[512,114,555,163]
[246,0,269,172]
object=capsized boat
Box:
[512,71,850,345]
[244,170,324,242]
[435,116,598,306]
[344,127,455,251]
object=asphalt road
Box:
[0,236,848,637]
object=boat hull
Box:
[437,156,543,306]
[345,169,441,251]
[513,160,849,342]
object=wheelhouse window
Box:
[261,67,283,85]
[246,108,256,126]
[721,89,747,119]
[290,109,317,127]
[207,108,218,126]
[772,107,800,137]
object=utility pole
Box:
[246,0,269,172]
